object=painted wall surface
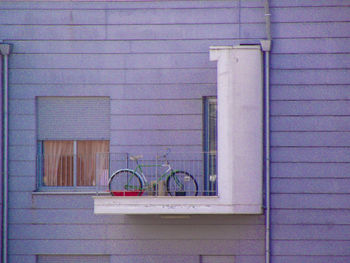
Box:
[268,1,350,263]
[0,0,349,263]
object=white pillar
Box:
[210,45,263,213]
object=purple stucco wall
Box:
[269,1,350,262]
[0,0,349,262]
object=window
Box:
[36,97,110,190]
[204,97,217,196]
[38,140,109,187]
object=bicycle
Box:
[108,150,199,196]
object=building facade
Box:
[1,0,350,262]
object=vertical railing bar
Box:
[126,152,129,169]
[60,155,63,186]
[48,154,50,186]
[37,154,40,189]
[209,152,211,195]
[208,152,211,195]
[211,153,214,195]
[197,154,199,195]
[155,152,158,196]
[86,154,88,187]
[127,153,129,193]
[66,155,69,187]
[108,152,111,180]
[196,154,198,195]
[64,156,69,186]
[205,153,206,196]
[71,154,74,187]
[69,155,72,187]
[106,153,109,192]
[37,142,42,189]
[96,153,98,195]
[213,152,215,195]
[194,153,196,195]
[54,155,56,186]
[73,141,77,187]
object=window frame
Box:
[37,140,110,192]
[203,97,217,196]
[35,96,111,192]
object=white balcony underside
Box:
[93,196,262,214]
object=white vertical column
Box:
[210,45,263,213]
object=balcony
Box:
[93,45,264,214]
[92,150,261,214]
[94,152,230,214]
[93,151,230,214]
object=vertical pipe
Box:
[264,0,271,41]
[264,49,271,263]
[1,43,11,263]
[261,0,272,262]
[1,53,8,263]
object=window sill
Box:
[33,191,102,195]
[92,196,262,215]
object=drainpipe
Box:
[1,43,11,263]
[260,0,272,263]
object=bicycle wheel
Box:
[108,170,144,195]
[166,171,198,196]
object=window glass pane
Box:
[77,140,109,186]
[208,100,217,154]
[209,99,217,181]
[43,141,74,186]
[204,98,217,195]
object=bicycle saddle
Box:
[129,155,143,161]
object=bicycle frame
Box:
[108,151,199,196]
[132,160,173,188]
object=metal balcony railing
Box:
[36,151,217,196]
[95,152,217,197]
